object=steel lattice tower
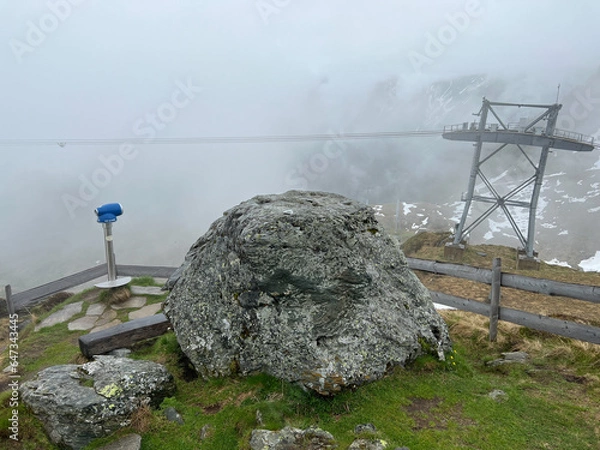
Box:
[443,98,594,265]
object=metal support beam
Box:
[524,104,561,258]
[446,98,573,260]
[453,99,489,245]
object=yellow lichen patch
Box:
[97,383,123,398]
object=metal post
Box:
[5,284,14,316]
[489,258,502,342]
[103,222,117,282]
[525,105,560,258]
[454,98,489,245]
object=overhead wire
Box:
[0,130,444,147]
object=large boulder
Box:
[20,356,175,450]
[164,191,451,395]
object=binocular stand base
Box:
[95,276,132,289]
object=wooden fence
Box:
[3,265,177,315]
[4,258,600,344]
[407,257,600,344]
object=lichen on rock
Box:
[20,356,175,450]
[164,190,452,395]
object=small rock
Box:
[256,409,264,426]
[488,389,508,402]
[164,406,184,425]
[486,351,529,367]
[96,433,142,450]
[199,424,214,440]
[109,348,131,358]
[349,439,388,450]
[502,351,528,362]
[250,426,336,450]
[354,423,377,434]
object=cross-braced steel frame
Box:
[448,98,562,259]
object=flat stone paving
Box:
[129,303,162,320]
[111,296,146,310]
[35,301,84,331]
[33,281,165,334]
[130,286,164,296]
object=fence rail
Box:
[408,257,600,344]
[407,258,600,304]
[4,265,177,314]
[4,258,600,344]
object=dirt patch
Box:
[405,397,476,431]
[203,402,223,415]
[235,391,255,406]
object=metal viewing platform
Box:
[443,98,595,265]
[443,121,594,152]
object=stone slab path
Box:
[34,282,166,335]
[35,301,84,331]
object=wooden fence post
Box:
[489,258,502,342]
[5,285,14,316]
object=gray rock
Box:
[20,356,175,450]
[97,433,142,450]
[199,424,214,440]
[502,351,529,361]
[486,351,529,367]
[109,348,132,357]
[354,423,377,434]
[488,389,508,402]
[164,406,184,425]
[164,191,452,395]
[348,439,388,450]
[250,426,336,450]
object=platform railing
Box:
[443,122,594,145]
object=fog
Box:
[2,0,600,290]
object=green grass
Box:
[2,274,600,449]
[132,276,163,287]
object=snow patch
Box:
[579,251,600,272]
[545,258,572,268]
[558,230,569,236]
[403,203,416,216]
[372,205,385,217]
[434,303,456,311]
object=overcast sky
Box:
[2,0,600,290]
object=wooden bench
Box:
[78,313,171,358]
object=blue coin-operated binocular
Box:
[94,203,131,289]
[95,203,124,223]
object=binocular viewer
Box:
[94,202,131,288]
[94,203,124,223]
